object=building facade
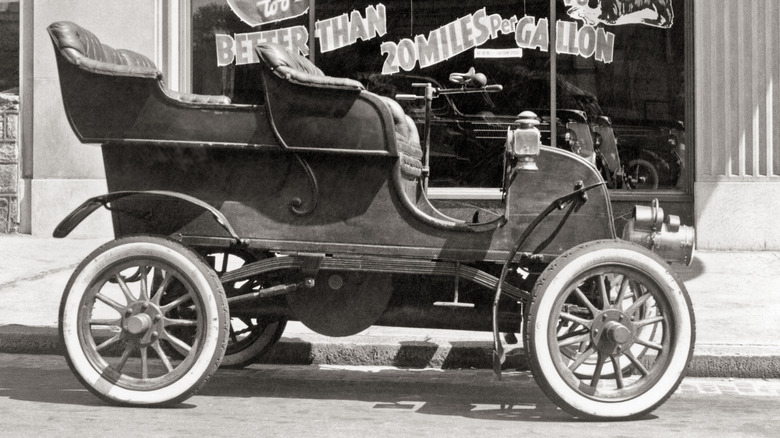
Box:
[17,0,780,249]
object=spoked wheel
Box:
[202,249,286,369]
[525,240,695,420]
[625,159,659,190]
[559,281,657,380]
[59,236,229,406]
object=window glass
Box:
[0,0,19,94]
[191,0,308,104]
[191,0,687,191]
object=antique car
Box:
[613,121,687,190]
[49,21,695,420]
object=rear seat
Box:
[47,21,231,105]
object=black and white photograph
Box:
[1,0,779,436]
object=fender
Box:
[52,190,242,243]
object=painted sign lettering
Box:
[227,0,309,27]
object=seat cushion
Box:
[377,96,423,161]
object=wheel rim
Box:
[77,258,207,390]
[549,266,673,401]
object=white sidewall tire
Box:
[59,237,228,406]
[528,241,694,420]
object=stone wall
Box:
[0,96,18,233]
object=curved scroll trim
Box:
[289,154,319,216]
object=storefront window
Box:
[0,0,19,94]
[191,0,688,192]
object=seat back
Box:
[48,21,231,105]
[48,21,161,78]
[256,43,423,164]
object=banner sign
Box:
[515,16,615,64]
[381,8,517,74]
[215,2,646,70]
[216,4,385,66]
[381,9,616,74]
[216,26,309,66]
[227,0,309,27]
[315,4,387,53]
[563,0,675,29]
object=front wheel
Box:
[525,240,695,420]
[59,236,229,406]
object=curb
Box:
[2,325,779,378]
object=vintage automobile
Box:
[613,121,687,190]
[49,21,695,420]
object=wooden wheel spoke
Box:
[590,352,605,387]
[220,254,229,275]
[151,271,174,305]
[96,293,126,313]
[597,275,609,310]
[615,275,630,308]
[557,330,590,348]
[574,287,599,316]
[138,266,150,301]
[560,312,592,329]
[611,355,625,389]
[162,331,192,354]
[140,347,148,379]
[96,333,123,352]
[160,293,192,313]
[164,317,198,327]
[625,350,650,377]
[151,341,174,373]
[625,293,652,315]
[114,344,134,374]
[115,274,136,305]
[229,325,239,344]
[634,337,664,352]
[90,318,121,327]
[634,315,664,328]
[568,345,596,372]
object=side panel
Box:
[102,144,613,261]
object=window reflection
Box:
[191,0,687,191]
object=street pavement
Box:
[1,234,779,377]
[1,354,780,436]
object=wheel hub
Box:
[591,309,635,355]
[122,302,165,346]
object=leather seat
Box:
[47,21,231,105]
[256,43,423,169]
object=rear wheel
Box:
[59,236,229,406]
[203,249,286,368]
[525,240,695,420]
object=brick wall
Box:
[0,97,18,233]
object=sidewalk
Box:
[1,234,779,377]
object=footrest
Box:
[433,301,475,308]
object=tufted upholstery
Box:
[48,21,231,105]
[256,43,422,170]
